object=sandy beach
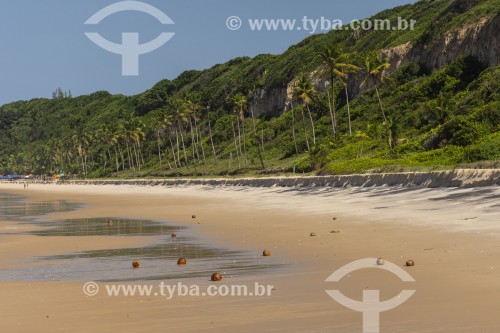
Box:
[1,182,499,332]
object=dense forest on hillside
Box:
[0,0,498,178]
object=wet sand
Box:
[0,182,499,332]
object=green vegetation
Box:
[0,0,498,178]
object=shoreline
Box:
[1,183,500,332]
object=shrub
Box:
[289,155,313,173]
[325,158,393,174]
[465,132,500,162]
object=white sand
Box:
[0,182,499,332]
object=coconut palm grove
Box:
[0,0,498,178]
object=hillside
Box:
[0,0,498,178]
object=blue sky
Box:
[0,0,416,106]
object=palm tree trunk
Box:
[236,118,243,159]
[118,144,125,171]
[168,132,179,169]
[194,119,207,166]
[164,151,173,170]
[291,108,298,155]
[208,119,218,165]
[106,149,112,168]
[156,131,163,168]
[83,154,88,176]
[306,104,316,145]
[175,129,182,168]
[250,107,257,134]
[242,122,248,164]
[103,151,109,172]
[113,146,120,172]
[345,85,353,136]
[178,124,189,169]
[189,122,197,164]
[156,133,172,170]
[331,76,337,137]
[75,150,80,172]
[132,142,140,171]
[77,154,82,175]
[197,127,207,166]
[327,85,335,135]
[125,140,134,171]
[261,128,265,153]
[300,107,310,152]
[375,87,388,122]
[232,121,241,168]
[139,142,145,166]
[256,139,265,170]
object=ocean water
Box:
[0,191,80,220]
[0,192,274,282]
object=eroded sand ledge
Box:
[56,169,499,188]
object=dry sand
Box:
[0,182,499,332]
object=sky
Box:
[0,0,416,106]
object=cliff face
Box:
[249,88,287,117]
[384,15,499,72]
[250,67,330,116]
[250,13,499,117]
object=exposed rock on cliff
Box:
[384,15,499,71]
[250,88,288,117]
[250,11,499,116]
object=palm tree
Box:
[166,123,180,169]
[180,95,207,166]
[189,99,207,166]
[131,120,146,170]
[159,104,180,169]
[116,123,133,171]
[233,93,265,169]
[153,111,173,169]
[360,52,392,123]
[98,125,115,172]
[233,93,248,164]
[171,99,189,168]
[290,106,299,155]
[162,100,180,168]
[318,46,343,135]
[117,116,145,171]
[231,118,241,168]
[110,126,125,172]
[319,46,361,136]
[206,105,219,165]
[339,60,361,136]
[292,74,317,147]
[180,98,198,164]
[72,130,91,176]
